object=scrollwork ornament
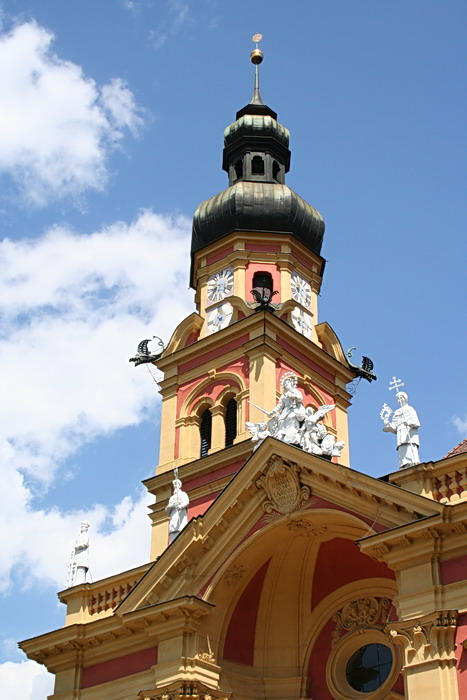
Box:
[387,610,458,666]
[332,597,390,646]
[224,563,246,586]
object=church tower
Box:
[146,41,355,558]
[21,41,467,700]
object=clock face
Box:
[291,306,313,339]
[207,267,234,302]
[291,272,312,309]
[206,302,233,334]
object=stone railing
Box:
[389,452,467,505]
[59,563,151,625]
[88,579,137,616]
[432,466,467,504]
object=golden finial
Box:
[250,33,264,105]
[250,33,264,65]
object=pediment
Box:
[117,438,442,616]
[163,312,203,355]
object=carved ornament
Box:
[224,563,246,586]
[256,455,310,516]
[139,682,231,700]
[387,610,458,667]
[286,519,327,538]
[332,597,390,647]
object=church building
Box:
[21,43,467,700]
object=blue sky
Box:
[0,1,465,695]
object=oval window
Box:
[345,643,392,692]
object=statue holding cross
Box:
[380,377,420,469]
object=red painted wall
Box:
[179,335,249,374]
[455,612,467,696]
[312,538,395,609]
[188,491,220,519]
[245,243,281,253]
[223,560,270,665]
[440,555,467,585]
[81,647,157,688]
[245,262,281,302]
[207,246,234,265]
[276,340,334,383]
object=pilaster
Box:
[387,611,459,699]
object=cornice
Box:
[19,596,213,673]
[123,439,443,615]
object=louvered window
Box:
[252,271,273,303]
[200,409,212,457]
[225,398,237,447]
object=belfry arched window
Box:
[225,397,237,447]
[272,160,280,181]
[252,271,273,303]
[200,409,212,457]
[251,155,265,175]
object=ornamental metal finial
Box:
[250,33,264,105]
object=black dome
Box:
[190,94,326,286]
[192,181,325,257]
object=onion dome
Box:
[190,38,325,285]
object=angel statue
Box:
[299,404,334,454]
[245,421,271,450]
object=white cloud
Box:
[0,660,54,700]
[0,21,143,206]
[0,210,193,592]
[452,414,467,437]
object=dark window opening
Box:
[346,643,392,692]
[234,160,243,180]
[251,155,265,175]
[200,409,212,457]
[272,160,280,181]
[225,398,237,447]
[252,271,273,303]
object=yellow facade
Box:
[20,60,467,700]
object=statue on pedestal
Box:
[67,521,90,588]
[380,377,420,469]
[165,469,189,543]
[246,371,345,459]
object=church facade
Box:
[21,50,467,700]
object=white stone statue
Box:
[299,404,334,454]
[246,371,345,459]
[268,372,305,445]
[67,521,90,587]
[380,377,420,468]
[245,420,271,449]
[165,470,189,543]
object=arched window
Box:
[252,271,273,303]
[251,155,265,175]
[234,159,243,180]
[200,409,212,457]
[225,397,237,447]
[272,160,280,181]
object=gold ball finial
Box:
[250,33,263,65]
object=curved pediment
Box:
[315,321,348,364]
[164,312,203,355]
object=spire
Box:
[250,33,264,105]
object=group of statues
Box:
[65,375,420,581]
[245,371,421,470]
[246,372,345,458]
